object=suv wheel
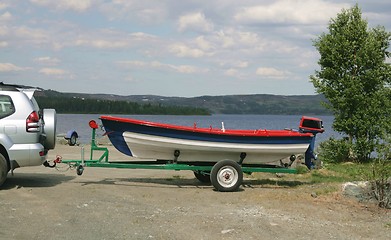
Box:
[0,153,8,187]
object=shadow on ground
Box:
[1,173,75,190]
[75,176,306,191]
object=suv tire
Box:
[0,153,8,187]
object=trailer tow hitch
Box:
[43,155,63,168]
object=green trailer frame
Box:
[58,122,298,192]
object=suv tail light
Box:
[26,111,40,132]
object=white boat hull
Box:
[122,132,309,164]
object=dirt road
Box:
[1,144,390,239]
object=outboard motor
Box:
[299,116,324,169]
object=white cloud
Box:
[214,28,264,50]
[219,60,249,69]
[154,61,209,74]
[74,38,128,49]
[0,41,8,47]
[118,60,208,74]
[0,63,27,72]
[5,20,157,51]
[256,67,289,79]
[169,43,205,58]
[119,61,147,67]
[225,68,239,77]
[178,11,214,33]
[70,31,157,50]
[0,26,8,36]
[99,1,167,23]
[0,11,12,21]
[34,57,61,66]
[216,30,235,48]
[237,31,259,46]
[39,67,67,76]
[235,0,349,25]
[0,3,8,11]
[30,0,93,12]
[129,32,157,40]
[174,65,199,74]
[136,7,167,23]
[13,26,49,45]
[195,36,213,51]
[236,61,249,68]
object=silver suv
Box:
[0,83,56,187]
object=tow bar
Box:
[43,155,62,168]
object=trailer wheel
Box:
[68,133,78,146]
[193,171,211,183]
[211,160,243,192]
[76,165,84,176]
[0,153,8,187]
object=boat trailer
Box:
[48,119,320,192]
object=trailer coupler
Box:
[43,155,63,168]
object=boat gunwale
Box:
[100,115,313,138]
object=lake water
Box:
[56,114,340,145]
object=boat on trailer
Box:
[100,115,324,167]
[55,116,324,192]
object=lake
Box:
[56,114,340,145]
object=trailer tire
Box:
[76,165,84,176]
[69,133,78,146]
[193,171,211,184]
[0,153,8,187]
[211,160,243,192]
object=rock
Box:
[342,181,372,202]
[221,229,234,234]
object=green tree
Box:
[311,4,391,162]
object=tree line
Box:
[35,96,210,115]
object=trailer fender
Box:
[65,130,78,146]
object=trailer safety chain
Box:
[44,155,75,172]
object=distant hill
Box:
[36,90,331,115]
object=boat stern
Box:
[299,116,325,169]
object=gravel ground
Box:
[1,144,390,240]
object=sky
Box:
[0,0,390,97]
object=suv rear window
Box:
[0,95,15,119]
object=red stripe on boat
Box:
[100,116,313,137]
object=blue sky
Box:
[0,0,390,97]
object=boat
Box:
[100,115,324,167]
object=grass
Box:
[251,162,376,196]
[309,171,347,183]
[310,163,374,183]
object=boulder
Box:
[342,181,372,202]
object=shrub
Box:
[369,140,391,208]
[318,137,353,163]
